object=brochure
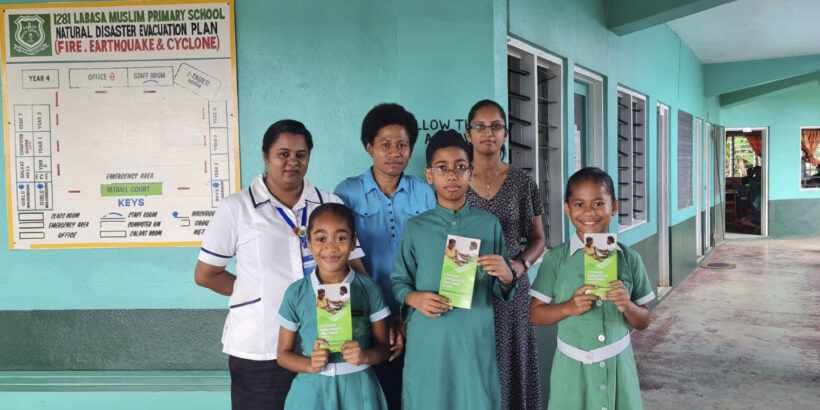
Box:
[316,282,352,352]
[439,234,481,309]
[583,233,618,299]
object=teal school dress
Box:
[277,270,391,410]
[391,203,516,410]
[529,234,656,410]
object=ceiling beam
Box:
[705,54,820,96]
[719,71,820,106]
[606,0,735,36]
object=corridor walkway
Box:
[632,238,820,410]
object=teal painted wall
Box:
[768,198,820,238]
[704,54,820,96]
[721,82,820,202]
[669,216,698,286]
[509,0,720,247]
[720,82,820,238]
[1,392,229,410]
[0,310,225,370]
[0,0,499,311]
[605,0,735,36]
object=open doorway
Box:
[724,127,768,237]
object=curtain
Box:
[801,128,820,167]
[744,134,762,158]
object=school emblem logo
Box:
[10,14,52,57]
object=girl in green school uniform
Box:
[277,203,391,410]
[529,167,655,410]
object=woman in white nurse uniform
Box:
[195,119,364,410]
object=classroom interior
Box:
[2,0,820,408]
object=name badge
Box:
[302,254,317,277]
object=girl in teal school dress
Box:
[529,167,656,410]
[277,203,390,410]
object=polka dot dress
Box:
[467,166,544,410]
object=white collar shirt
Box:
[198,174,364,361]
[569,233,586,255]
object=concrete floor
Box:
[632,238,820,409]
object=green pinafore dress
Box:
[529,236,655,410]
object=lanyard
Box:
[276,206,308,248]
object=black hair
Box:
[360,103,419,149]
[466,99,507,161]
[607,236,615,243]
[317,288,325,296]
[425,129,472,167]
[307,203,356,238]
[262,119,314,154]
[564,167,617,204]
[340,286,347,294]
[585,236,593,245]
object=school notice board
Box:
[1,0,239,249]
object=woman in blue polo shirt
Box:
[194,119,365,410]
[334,103,436,409]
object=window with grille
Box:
[507,38,564,248]
[616,87,647,229]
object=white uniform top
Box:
[198,174,364,361]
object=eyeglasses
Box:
[428,164,471,178]
[467,124,506,134]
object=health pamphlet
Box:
[584,233,618,299]
[316,282,352,352]
[439,234,481,309]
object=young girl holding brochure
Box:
[277,203,390,410]
[529,167,655,410]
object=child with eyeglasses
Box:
[391,129,516,410]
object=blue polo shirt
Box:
[335,168,436,312]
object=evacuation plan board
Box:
[1,1,239,249]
